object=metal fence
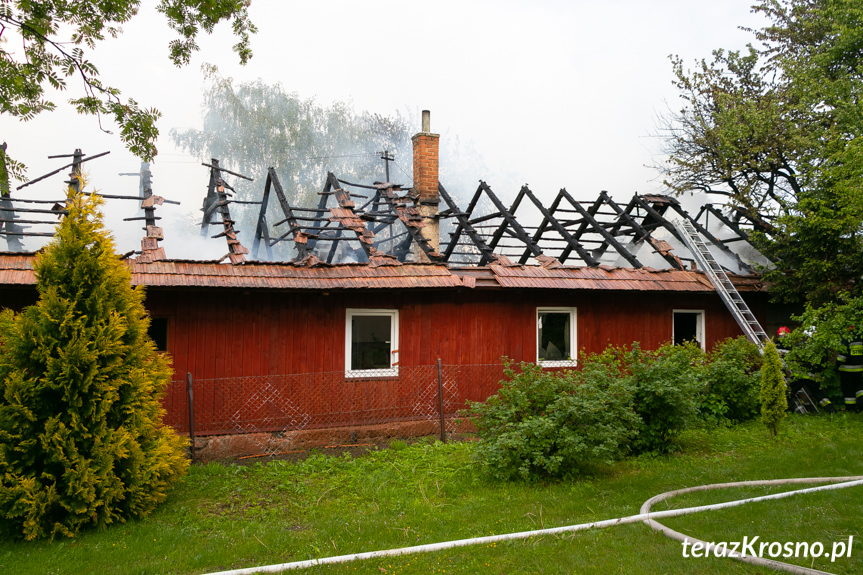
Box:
[161,362,509,457]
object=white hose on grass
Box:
[639,477,863,575]
[204,476,863,575]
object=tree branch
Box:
[0,13,121,134]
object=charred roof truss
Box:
[202,158,766,275]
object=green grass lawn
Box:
[2,414,862,575]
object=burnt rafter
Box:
[438,182,498,264]
[374,182,444,263]
[1,148,90,248]
[522,188,619,267]
[727,204,777,235]
[119,162,181,263]
[234,162,763,275]
[252,168,299,261]
[597,191,684,270]
[1,148,181,252]
[441,181,544,266]
[695,203,751,244]
[633,196,754,274]
[251,170,445,266]
[200,158,252,265]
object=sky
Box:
[1,1,768,258]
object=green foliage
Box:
[660,0,863,305]
[468,342,713,480]
[760,342,788,436]
[625,342,706,454]
[782,292,863,394]
[0,186,188,540]
[466,361,637,480]
[701,337,763,423]
[171,66,411,201]
[0,1,257,175]
[169,66,413,252]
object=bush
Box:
[467,339,760,480]
[782,292,863,397]
[466,362,636,480]
[0,190,188,540]
[701,337,763,424]
[626,342,706,454]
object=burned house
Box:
[0,112,770,444]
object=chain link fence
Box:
[161,363,509,458]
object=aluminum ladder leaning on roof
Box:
[673,218,770,350]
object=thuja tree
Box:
[760,341,788,437]
[0,189,188,540]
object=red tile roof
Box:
[0,253,763,292]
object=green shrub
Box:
[760,341,788,436]
[0,190,188,540]
[468,341,715,480]
[626,342,706,454]
[701,337,763,424]
[466,362,636,480]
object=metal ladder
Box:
[673,218,770,349]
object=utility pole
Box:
[380,150,394,183]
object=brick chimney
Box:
[412,110,440,258]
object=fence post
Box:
[437,358,447,443]
[186,372,196,462]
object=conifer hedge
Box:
[0,189,188,540]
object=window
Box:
[345,309,399,377]
[148,317,169,352]
[673,310,705,350]
[537,307,577,367]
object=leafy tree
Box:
[0,185,188,540]
[760,341,788,436]
[0,1,257,179]
[659,0,863,305]
[171,65,412,207]
[661,46,805,217]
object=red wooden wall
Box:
[145,287,766,381]
[0,284,766,434]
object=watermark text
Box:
[682,536,854,563]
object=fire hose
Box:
[205,476,863,575]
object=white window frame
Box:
[536,307,577,367]
[345,309,399,378]
[672,309,705,350]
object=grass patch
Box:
[1,414,862,574]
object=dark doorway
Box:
[673,311,702,347]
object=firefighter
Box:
[838,327,863,412]
[780,325,836,413]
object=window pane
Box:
[538,312,570,361]
[148,317,168,351]
[351,315,392,370]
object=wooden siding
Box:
[144,287,766,380]
[1,284,766,434]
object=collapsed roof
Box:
[1,114,770,277]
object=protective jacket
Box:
[838,338,863,373]
[838,337,863,410]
